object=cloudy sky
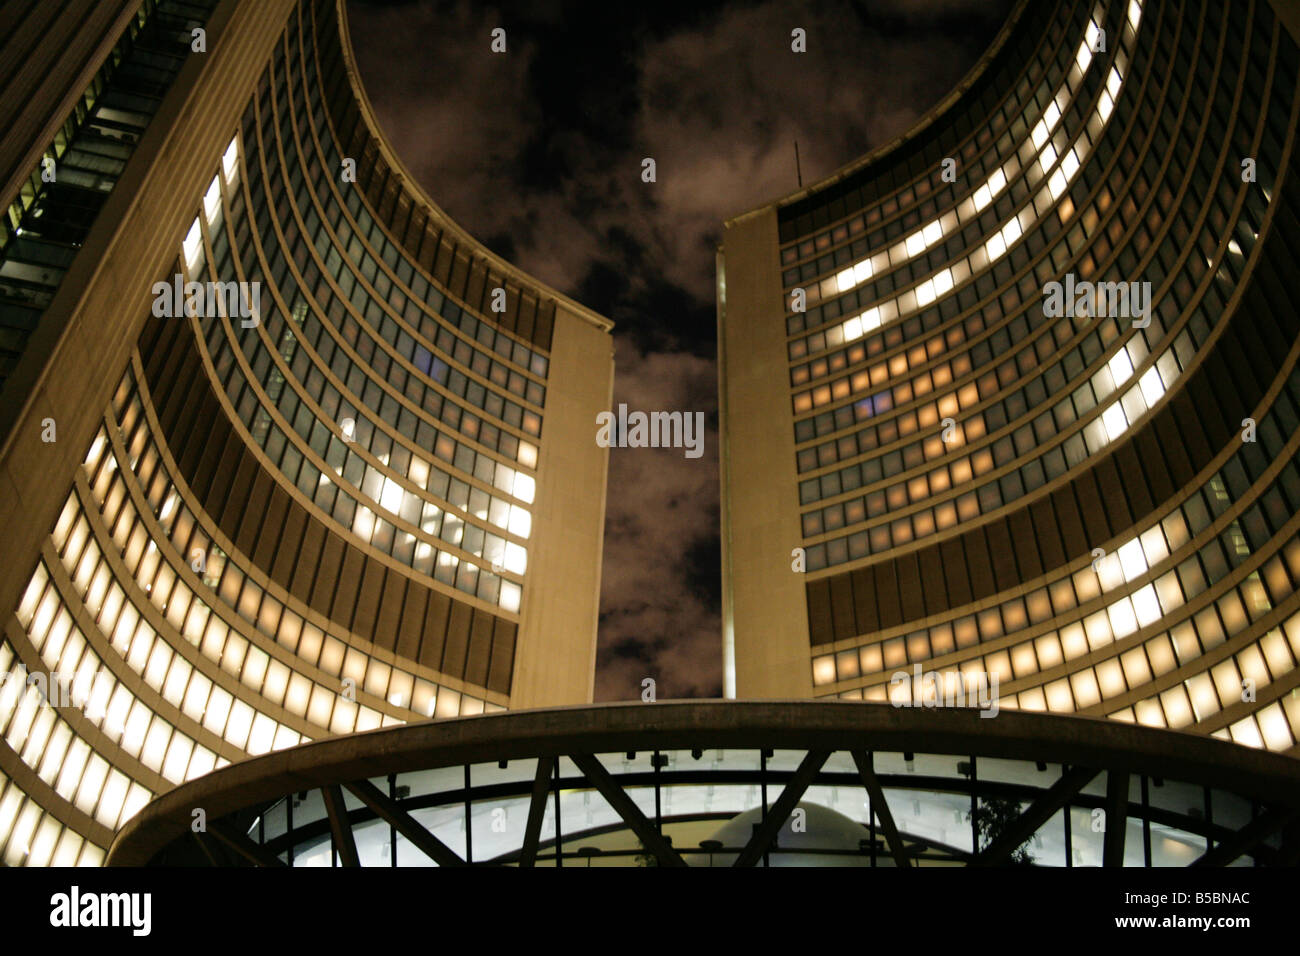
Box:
[347,0,1013,700]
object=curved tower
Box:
[720,0,1300,761]
[0,0,613,866]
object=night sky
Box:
[346,0,1014,701]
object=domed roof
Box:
[694,801,887,867]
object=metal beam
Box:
[191,830,220,867]
[1103,771,1129,868]
[973,765,1099,865]
[1192,807,1300,867]
[734,750,830,868]
[321,785,360,867]
[851,751,910,868]
[570,753,686,867]
[343,779,464,867]
[518,756,554,868]
[206,821,286,867]
[107,703,1300,867]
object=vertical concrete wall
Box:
[512,305,613,707]
[718,207,812,698]
[0,0,295,624]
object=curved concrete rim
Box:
[332,0,613,333]
[726,0,1032,224]
[108,700,1300,865]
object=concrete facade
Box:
[0,0,613,867]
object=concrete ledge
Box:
[108,699,1300,865]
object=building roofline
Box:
[723,0,1032,229]
[332,1,614,334]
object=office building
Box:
[0,0,613,866]
[719,0,1300,766]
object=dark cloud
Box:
[347,0,1011,700]
[593,349,719,699]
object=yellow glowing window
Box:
[1010,642,1038,678]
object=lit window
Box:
[1002,217,1022,246]
[202,176,221,224]
[1117,539,1147,581]
[1108,348,1134,386]
[1131,584,1161,627]
[507,506,531,538]
[1047,167,1068,200]
[1076,37,1094,71]
[932,267,953,296]
[1039,142,1057,173]
[379,477,404,514]
[352,505,375,539]
[500,581,522,613]
[1098,91,1114,121]
[512,472,535,503]
[503,542,527,575]
[1138,366,1164,405]
[1031,119,1050,150]
[987,167,1006,195]
[222,136,240,184]
[1099,403,1127,442]
[986,232,1006,262]
[182,218,203,272]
